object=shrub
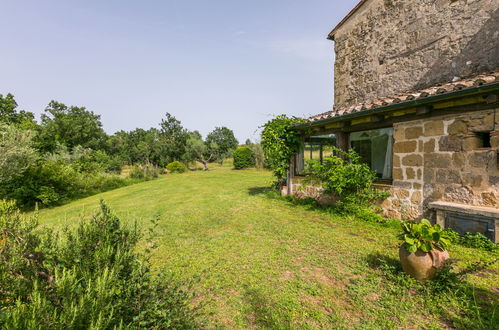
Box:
[1,159,132,208]
[166,161,187,173]
[303,147,387,205]
[130,164,161,179]
[0,200,199,328]
[233,147,255,169]
[260,115,304,184]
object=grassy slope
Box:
[37,165,498,329]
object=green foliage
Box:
[159,113,189,165]
[205,127,239,164]
[2,160,130,207]
[233,147,255,169]
[0,200,199,328]
[129,164,161,179]
[399,219,452,253]
[303,147,387,205]
[0,124,38,185]
[184,133,213,170]
[260,115,304,183]
[0,93,37,129]
[246,141,266,169]
[166,161,187,173]
[36,101,107,152]
[444,229,498,252]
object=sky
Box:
[0,0,359,142]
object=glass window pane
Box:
[350,128,393,180]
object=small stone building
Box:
[288,0,499,241]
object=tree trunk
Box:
[201,160,209,171]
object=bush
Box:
[1,159,133,208]
[166,161,187,173]
[0,200,199,328]
[130,164,161,179]
[233,147,255,169]
[303,147,387,205]
[260,115,304,183]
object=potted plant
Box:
[399,219,451,281]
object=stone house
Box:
[288,0,499,241]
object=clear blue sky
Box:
[1,0,359,142]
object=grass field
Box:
[37,165,498,329]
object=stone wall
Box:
[382,108,499,219]
[333,0,499,108]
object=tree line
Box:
[0,93,239,207]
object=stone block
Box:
[481,192,497,206]
[468,151,492,168]
[411,191,422,204]
[448,120,468,135]
[423,139,435,153]
[393,180,412,189]
[462,173,483,187]
[463,135,481,151]
[444,186,473,204]
[424,121,444,136]
[417,169,422,180]
[423,169,434,181]
[491,133,499,149]
[424,153,451,168]
[395,189,410,199]
[392,199,401,208]
[405,126,423,139]
[394,127,405,141]
[393,168,404,180]
[406,167,415,179]
[393,155,401,167]
[394,141,417,153]
[402,154,423,166]
[452,153,465,168]
[413,182,422,189]
[439,135,462,152]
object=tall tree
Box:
[205,127,239,164]
[0,93,37,129]
[159,113,189,165]
[36,101,107,152]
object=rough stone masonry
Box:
[332,0,499,108]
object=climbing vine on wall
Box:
[260,115,305,185]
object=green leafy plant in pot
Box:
[399,219,451,281]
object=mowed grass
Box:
[37,165,498,329]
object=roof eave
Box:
[295,82,499,129]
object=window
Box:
[350,128,393,180]
[476,132,491,148]
[295,134,336,175]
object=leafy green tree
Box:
[0,93,37,129]
[205,127,238,164]
[184,133,218,170]
[36,101,107,152]
[159,113,189,165]
[0,124,38,185]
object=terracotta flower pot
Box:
[399,246,449,281]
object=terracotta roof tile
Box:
[307,71,499,123]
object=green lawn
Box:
[37,165,498,329]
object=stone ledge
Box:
[429,201,499,219]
